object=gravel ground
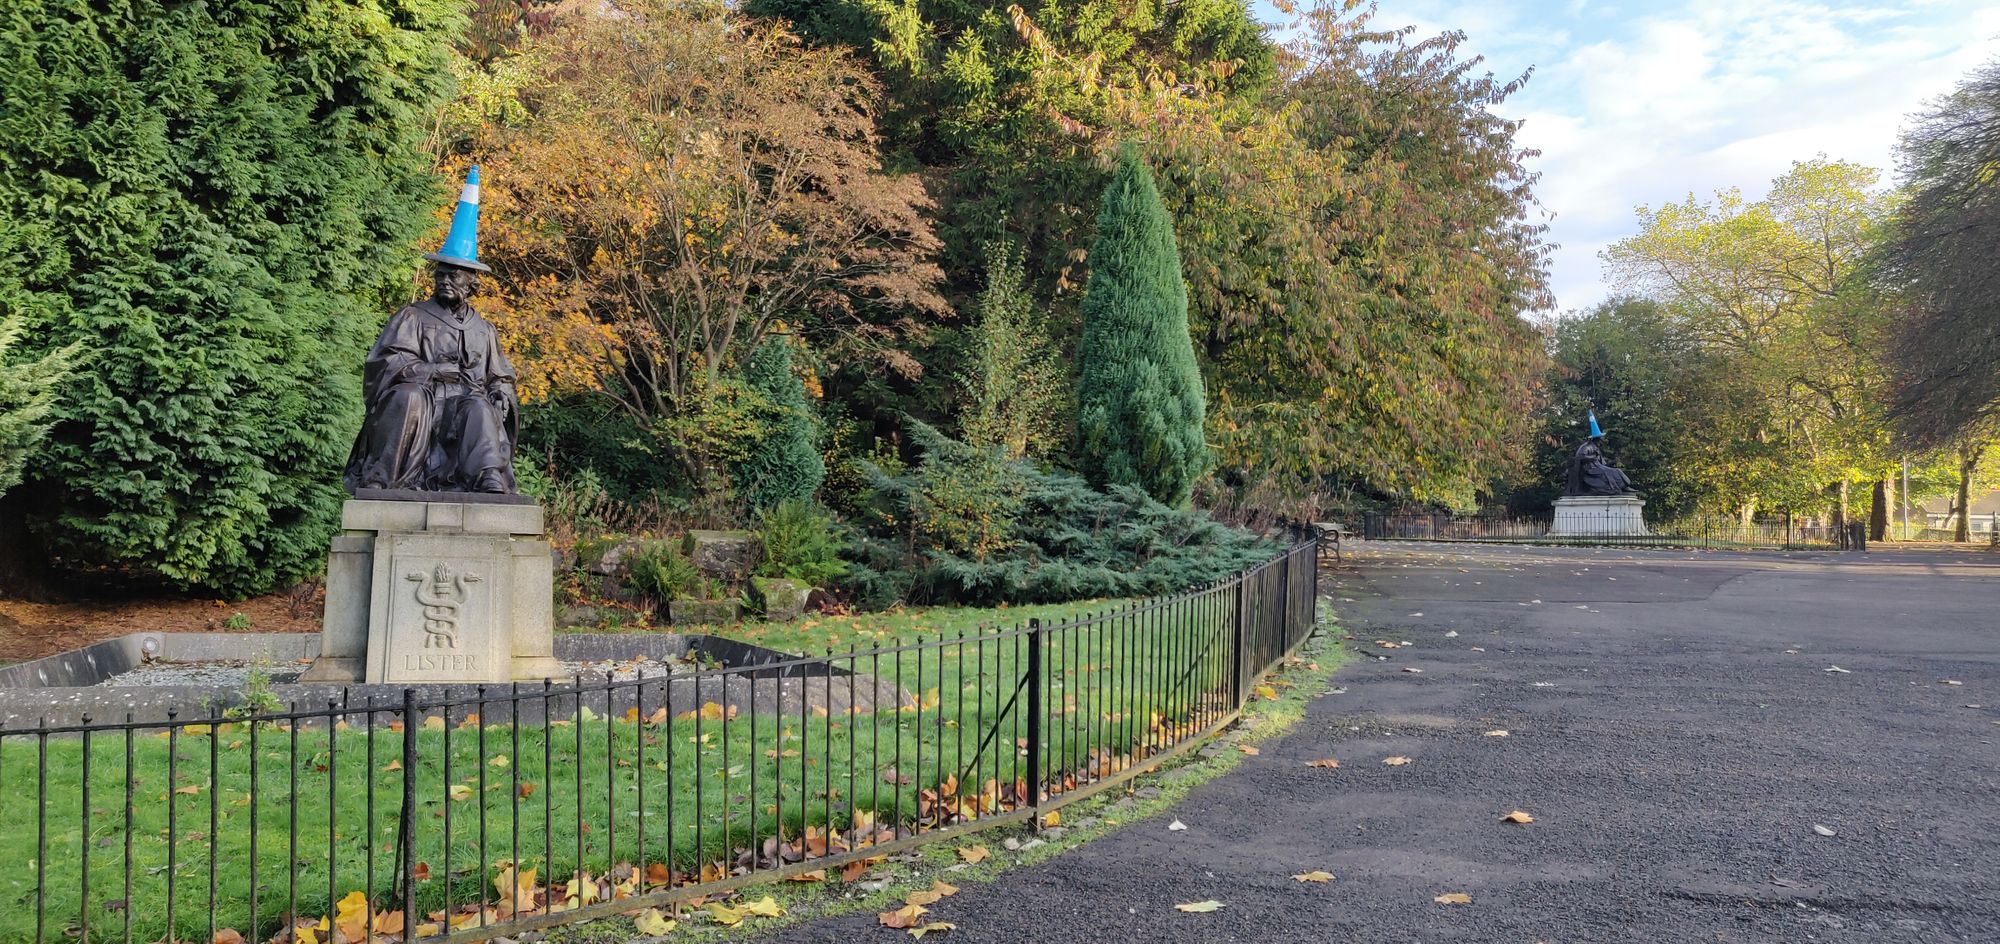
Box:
[99,656,695,688]
[748,542,2000,943]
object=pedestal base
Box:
[1549,495,1649,537]
[306,499,561,684]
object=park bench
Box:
[1312,521,1350,563]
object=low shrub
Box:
[627,540,699,601]
[754,499,848,586]
[841,421,1274,607]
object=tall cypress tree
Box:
[1075,148,1210,506]
[739,336,826,511]
[0,0,460,594]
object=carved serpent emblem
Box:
[405,562,482,649]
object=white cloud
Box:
[1368,0,2000,312]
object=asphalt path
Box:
[750,543,2000,943]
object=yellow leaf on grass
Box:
[1175,900,1225,913]
[1254,685,1278,700]
[909,922,956,939]
[212,930,246,944]
[489,754,509,768]
[1236,744,1260,756]
[879,904,928,928]
[1042,810,1060,828]
[174,785,202,796]
[632,908,676,936]
[1305,758,1339,768]
[741,896,784,917]
[448,784,474,802]
[957,845,989,864]
[1434,892,1472,905]
[421,716,446,731]
[1501,810,1535,824]
[1383,756,1412,766]
[706,902,747,927]
[1292,871,1335,883]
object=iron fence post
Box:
[399,687,419,916]
[1232,573,1248,709]
[1025,618,1044,818]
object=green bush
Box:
[738,337,826,511]
[627,540,699,601]
[754,499,848,586]
[1074,147,1211,507]
[957,240,1067,459]
[0,0,462,594]
[0,312,78,497]
[842,421,1269,607]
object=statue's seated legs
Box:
[351,383,436,490]
[437,394,513,493]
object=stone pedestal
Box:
[1548,495,1650,537]
[302,499,563,684]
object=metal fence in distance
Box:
[1362,512,1866,551]
[0,535,1319,944]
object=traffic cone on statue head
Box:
[425,166,491,272]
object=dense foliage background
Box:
[0,0,462,593]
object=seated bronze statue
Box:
[1564,437,1635,497]
[343,263,519,495]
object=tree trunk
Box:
[1869,478,1889,542]
[1829,481,1848,531]
[1955,442,1981,543]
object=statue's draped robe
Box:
[344,300,520,493]
[1564,440,1634,496]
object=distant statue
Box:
[344,167,520,495]
[1563,409,1636,497]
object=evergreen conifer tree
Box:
[0,0,460,593]
[1075,148,1210,506]
[739,337,826,511]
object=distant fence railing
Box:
[0,534,1320,943]
[1362,512,1866,551]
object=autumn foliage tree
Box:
[463,1,946,495]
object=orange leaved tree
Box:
[467,1,946,492]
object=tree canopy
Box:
[1881,57,2000,449]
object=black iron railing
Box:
[1361,512,1866,550]
[0,535,1319,943]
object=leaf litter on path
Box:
[1292,871,1335,883]
[1175,900,1225,913]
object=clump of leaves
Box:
[754,499,847,586]
[222,612,252,630]
[627,540,699,600]
[224,665,283,720]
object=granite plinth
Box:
[1548,495,1649,537]
[304,498,560,684]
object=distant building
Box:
[1916,489,2000,534]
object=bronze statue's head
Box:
[432,265,480,307]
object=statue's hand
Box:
[431,368,466,385]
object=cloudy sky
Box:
[1261,1,2000,313]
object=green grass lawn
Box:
[0,592,1248,942]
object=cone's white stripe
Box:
[459,183,480,206]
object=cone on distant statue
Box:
[1587,408,1603,438]
[424,166,490,273]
